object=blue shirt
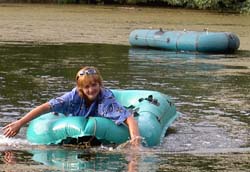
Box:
[48,87,131,125]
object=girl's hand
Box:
[129,136,142,147]
[2,102,51,138]
[2,120,22,138]
[125,115,141,147]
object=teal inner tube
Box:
[26,89,178,147]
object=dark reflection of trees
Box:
[128,47,250,124]
[158,153,250,172]
[0,43,131,107]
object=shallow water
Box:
[0,43,249,171]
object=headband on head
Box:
[77,68,97,80]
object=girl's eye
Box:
[83,82,98,89]
[91,83,97,87]
[84,85,90,89]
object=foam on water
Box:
[0,134,30,150]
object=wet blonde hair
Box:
[76,66,103,98]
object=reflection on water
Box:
[31,149,127,171]
[0,43,249,171]
[1,147,249,172]
[128,47,238,59]
[30,148,145,172]
[0,147,156,171]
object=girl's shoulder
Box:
[62,87,81,102]
[64,87,79,97]
[99,87,114,99]
[71,87,78,94]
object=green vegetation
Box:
[1,0,250,13]
[164,0,250,13]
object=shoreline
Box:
[0,4,249,50]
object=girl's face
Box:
[82,81,101,101]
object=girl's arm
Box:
[3,102,51,138]
[125,115,141,146]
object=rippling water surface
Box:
[0,42,249,171]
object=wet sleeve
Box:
[112,102,133,125]
[98,96,133,125]
[48,91,73,114]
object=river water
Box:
[0,4,250,172]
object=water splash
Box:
[0,135,30,150]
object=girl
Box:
[3,66,140,146]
